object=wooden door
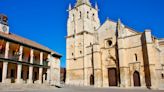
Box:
[34,72,37,80]
[11,69,15,83]
[90,75,94,85]
[133,71,141,86]
[108,68,117,86]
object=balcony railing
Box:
[12,56,19,61]
[0,52,49,67]
[43,61,48,66]
[22,57,30,63]
[8,55,19,61]
[0,52,5,58]
[33,60,40,65]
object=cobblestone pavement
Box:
[0,84,163,92]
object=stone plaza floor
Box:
[0,84,163,92]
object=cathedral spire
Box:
[75,0,91,7]
[95,2,99,10]
[117,19,126,37]
[117,19,122,30]
[68,3,72,10]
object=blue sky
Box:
[0,0,164,67]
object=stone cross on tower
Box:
[75,0,91,6]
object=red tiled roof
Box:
[0,31,62,57]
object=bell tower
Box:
[66,0,100,86]
[0,14,9,34]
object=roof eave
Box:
[51,53,62,58]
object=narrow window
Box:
[72,53,74,56]
[87,11,89,19]
[107,40,112,47]
[80,51,82,54]
[92,13,95,21]
[162,74,164,79]
[73,35,75,38]
[72,14,75,21]
[135,54,138,61]
[79,11,82,18]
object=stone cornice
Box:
[118,45,142,50]
[66,31,94,38]
[0,58,50,68]
[118,33,141,39]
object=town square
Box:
[0,0,164,91]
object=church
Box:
[66,0,164,89]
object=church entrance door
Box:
[108,68,117,86]
[133,71,141,86]
[0,68,2,82]
[90,74,94,85]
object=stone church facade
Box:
[66,0,164,89]
[0,14,61,85]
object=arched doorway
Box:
[108,68,117,86]
[0,68,2,82]
[90,74,94,85]
[133,71,141,86]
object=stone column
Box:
[2,62,8,83]
[38,68,43,84]
[38,52,43,84]
[40,52,43,65]
[47,68,50,84]
[28,66,33,84]
[47,54,51,84]
[16,64,22,83]
[30,49,34,64]
[16,45,23,83]
[5,41,10,59]
[19,46,23,61]
[2,41,10,83]
[28,49,34,84]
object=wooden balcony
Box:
[43,61,48,66]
